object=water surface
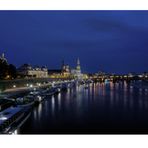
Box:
[18,81,148,134]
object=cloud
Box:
[83,17,130,33]
[83,16,148,37]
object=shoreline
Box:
[1,83,52,98]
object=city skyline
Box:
[0,11,148,73]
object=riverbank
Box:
[0,77,72,93]
[1,83,52,98]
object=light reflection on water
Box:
[19,81,148,134]
[12,129,19,135]
[57,93,61,111]
[51,96,55,116]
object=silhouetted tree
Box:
[0,59,9,79]
[8,64,17,79]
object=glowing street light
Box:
[30,84,33,88]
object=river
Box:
[15,81,148,134]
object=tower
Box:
[61,60,66,71]
[61,60,65,68]
[0,53,8,64]
[2,53,5,59]
[76,58,81,72]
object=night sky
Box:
[0,11,148,74]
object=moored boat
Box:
[0,98,16,112]
[16,95,35,107]
[34,95,44,105]
[0,106,31,134]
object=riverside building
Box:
[17,64,48,78]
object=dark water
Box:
[17,81,148,134]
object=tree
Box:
[8,64,17,79]
[0,58,9,79]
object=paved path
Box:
[2,83,52,97]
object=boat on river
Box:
[41,87,60,97]
[0,106,31,134]
[16,95,35,107]
[0,98,16,112]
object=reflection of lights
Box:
[58,93,61,98]
[57,93,61,110]
[12,129,18,135]
[13,85,16,88]
[34,110,37,120]
[67,88,70,94]
[37,96,42,102]
[0,116,7,120]
[30,84,33,88]
[51,96,55,115]
[37,103,42,119]
[51,96,55,105]
[38,103,42,113]
[105,79,109,84]
[26,84,29,87]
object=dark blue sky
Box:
[0,11,148,74]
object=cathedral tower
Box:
[76,58,81,72]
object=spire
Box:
[2,53,5,59]
[76,58,81,71]
[61,59,66,72]
[77,58,80,65]
[0,52,7,64]
[62,60,65,67]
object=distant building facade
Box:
[48,69,62,78]
[48,59,85,79]
[71,58,83,79]
[17,64,48,78]
[61,60,71,77]
[48,60,71,78]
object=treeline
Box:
[0,59,17,80]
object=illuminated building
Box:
[17,64,48,78]
[71,58,83,79]
[48,60,71,78]
[48,69,62,78]
[0,53,8,64]
[61,60,70,77]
